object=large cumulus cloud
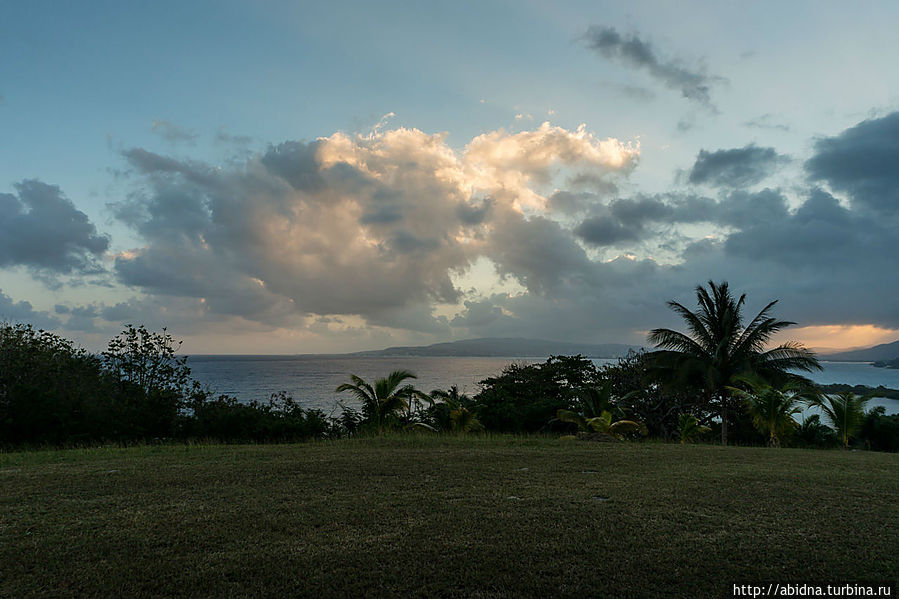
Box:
[21,111,899,347]
[110,123,638,333]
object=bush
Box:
[187,392,331,443]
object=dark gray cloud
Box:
[806,111,899,213]
[456,199,492,224]
[584,26,724,109]
[487,210,596,294]
[151,120,198,144]
[450,298,505,328]
[688,145,788,187]
[261,141,326,192]
[0,288,61,329]
[0,180,109,273]
[575,215,642,246]
[573,192,772,247]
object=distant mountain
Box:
[821,340,899,362]
[347,337,642,358]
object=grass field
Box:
[2,437,897,597]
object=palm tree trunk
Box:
[720,393,728,446]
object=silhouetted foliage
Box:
[1,323,108,445]
[794,414,839,449]
[186,391,331,442]
[599,351,710,441]
[858,407,899,452]
[0,322,331,447]
[474,355,601,433]
[647,281,821,445]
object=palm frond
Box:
[647,328,708,356]
[608,419,648,437]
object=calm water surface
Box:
[186,356,899,416]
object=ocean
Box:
[185,355,899,417]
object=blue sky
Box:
[2,1,898,353]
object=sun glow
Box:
[773,325,899,352]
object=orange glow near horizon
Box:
[772,325,899,352]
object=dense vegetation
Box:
[820,383,899,399]
[2,281,898,451]
[0,323,335,447]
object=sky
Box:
[1,0,898,354]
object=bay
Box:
[186,355,899,416]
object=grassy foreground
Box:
[2,438,897,598]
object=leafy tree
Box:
[102,324,199,439]
[647,281,820,445]
[335,370,426,434]
[474,356,602,433]
[0,322,108,445]
[806,392,871,449]
[677,414,711,444]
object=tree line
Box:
[2,281,897,450]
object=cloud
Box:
[0,288,61,329]
[215,128,254,146]
[584,26,724,110]
[575,215,642,246]
[18,112,899,349]
[465,122,638,209]
[109,123,638,333]
[806,111,899,214]
[151,119,198,144]
[573,191,772,247]
[688,145,789,187]
[743,114,790,132]
[0,180,109,274]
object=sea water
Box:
[186,355,899,416]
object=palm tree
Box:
[806,392,870,449]
[729,376,815,447]
[677,414,711,444]
[430,385,483,434]
[555,382,647,439]
[335,370,425,434]
[647,281,820,445]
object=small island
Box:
[872,358,899,369]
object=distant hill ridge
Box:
[822,339,899,362]
[347,337,642,358]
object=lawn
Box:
[2,437,897,597]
